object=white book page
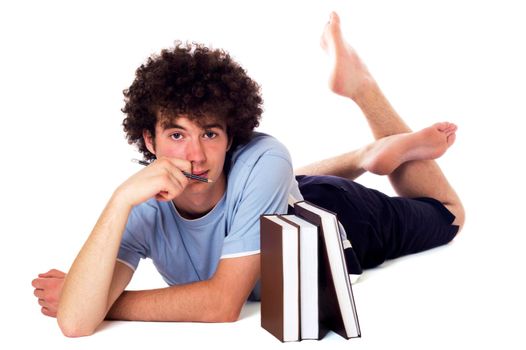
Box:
[282,215,319,339]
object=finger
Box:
[32,278,49,289]
[38,298,48,308]
[38,298,58,313]
[155,190,169,202]
[32,277,55,290]
[155,182,182,202]
[165,172,188,198]
[38,269,56,277]
[157,157,192,174]
[155,190,170,202]
[34,288,44,299]
[41,307,57,318]
[154,171,188,201]
[167,167,189,188]
[156,158,194,184]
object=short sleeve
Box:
[221,153,294,258]
[117,205,152,271]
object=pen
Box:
[131,158,213,183]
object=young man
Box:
[32,12,464,337]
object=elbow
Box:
[58,322,95,338]
[221,308,241,323]
[207,303,242,323]
[453,203,466,235]
[57,313,97,338]
[213,311,240,323]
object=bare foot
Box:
[361,122,457,175]
[321,12,374,100]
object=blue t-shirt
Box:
[117,133,302,300]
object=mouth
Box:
[191,170,209,178]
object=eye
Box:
[203,131,217,139]
[170,132,183,140]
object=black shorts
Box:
[296,175,459,269]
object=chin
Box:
[185,182,210,194]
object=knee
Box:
[450,202,465,234]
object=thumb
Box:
[38,269,65,278]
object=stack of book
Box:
[260,200,361,342]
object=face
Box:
[144,114,231,208]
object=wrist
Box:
[110,186,135,212]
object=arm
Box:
[108,142,292,323]
[57,157,191,337]
[32,262,132,319]
[107,254,260,322]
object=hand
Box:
[32,269,66,318]
[115,157,191,207]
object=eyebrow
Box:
[202,123,226,130]
[161,122,186,130]
[161,121,225,131]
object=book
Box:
[260,215,300,342]
[294,201,361,339]
[279,215,329,340]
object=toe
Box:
[330,11,341,25]
[434,122,449,131]
[443,122,458,134]
[446,132,456,146]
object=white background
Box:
[1,0,525,349]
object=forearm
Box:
[353,80,412,139]
[57,193,132,335]
[107,280,238,323]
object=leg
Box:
[294,148,367,180]
[297,175,460,269]
[311,12,465,229]
[295,122,458,178]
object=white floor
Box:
[2,0,525,349]
[13,228,523,349]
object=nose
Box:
[186,138,206,164]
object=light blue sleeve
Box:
[117,205,152,270]
[221,153,294,258]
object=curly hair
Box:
[122,42,263,161]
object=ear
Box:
[143,129,156,155]
[226,136,234,152]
